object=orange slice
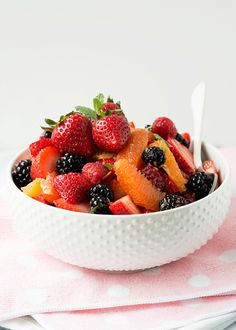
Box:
[149,139,186,192]
[116,128,149,168]
[114,159,164,211]
[22,178,42,197]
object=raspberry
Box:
[82,162,109,185]
[29,138,52,157]
[141,164,179,194]
[54,173,91,204]
[152,117,177,140]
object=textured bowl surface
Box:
[6,143,231,271]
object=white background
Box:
[0,0,236,150]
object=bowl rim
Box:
[7,143,231,219]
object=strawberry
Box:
[33,194,48,204]
[182,132,191,145]
[202,160,218,174]
[92,114,130,153]
[54,173,91,204]
[30,146,61,179]
[54,198,90,212]
[141,164,179,194]
[167,137,196,175]
[82,161,109,185]
[101,102,120,113]
[29,138,52,158]
[129,121,136,129]
[51,113,95,157]
[152,117,177,140]
[109,195,141,215]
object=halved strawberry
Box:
[202,160,218,174]
[29,138,52,158]
[30,146,61,179]
[167,138,196,175]
[182,132,191,145]
[129,121,136,129]
[54,198,90,212]
[109,195,141,215]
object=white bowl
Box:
[6,143,231,272]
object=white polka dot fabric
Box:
[34,295,236,330]
[0,147,235,328]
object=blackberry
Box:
[90,195,111,214]
[12,159,32,188]
[187,172,214,199]
[175,133,189,148]
[43,130,52,138]
[160,194,190,211]
[57,153,86,174]
[89,183,114,202]
[142,147,166,167]
[144,124,152,131]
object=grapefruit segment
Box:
[114,159,164,211]
[116,128,149,168]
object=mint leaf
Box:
[93,93,104,114]
[153,133,163,140]
[75,106,97,120]
[103,163,114,170]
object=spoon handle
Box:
[191,82,206,169]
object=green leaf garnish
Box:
[153,133,163,140]
[59,115,66,122]
[107,96,114,103]
[93,93,105,114]
[103,163,114,170]
[45,118,57,126]
[40,126,53,131]
[74,106,97,120]
[44,118,58,129]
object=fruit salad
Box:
[12,94,219,215]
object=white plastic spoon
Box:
[191,82,218,193]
